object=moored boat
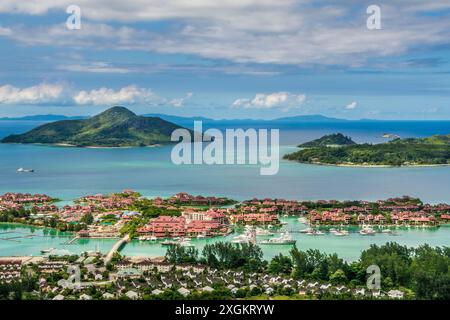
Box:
[259,231,296,245]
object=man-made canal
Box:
[2,218,449,261]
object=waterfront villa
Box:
[137,209,230,238]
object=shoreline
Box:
[293,161,450,168]
[1,142,165,149]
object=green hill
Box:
[284,134,450,166]
[1,106,187,147]
[299,133,356,148]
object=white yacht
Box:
[259,232,296,245]
[300,227,314,233]
[179,238,194,247]
[17,167,34,173]
[360,226,376,235]
[231,229,256,244]
[306,229,325,236]
[297,217,308,223]
[334,230,349,236]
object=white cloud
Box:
[0,83,192,107]
[0,1,450,66]
[57,62,131,74]
[168,92,193,107]
[232,92,306,110]
[0,83,65,105]
[345,101,357,110]
[73,86,158,106]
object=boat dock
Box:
[63,236,79,245]
[0,233,37,242]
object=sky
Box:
[0,0,450,120]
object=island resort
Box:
[1,0,450,309]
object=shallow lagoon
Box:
[2,120,450,260]
[2,219,450,261]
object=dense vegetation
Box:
[166,242,450,299]
[284,134,450,166]
[166,242,265,272]
[300,133,356,147]
[120,199,182,238]
[1,106,187,147]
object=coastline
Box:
[294,161,450,168]
[2,142,164,149]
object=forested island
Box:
[299,133,356,148]
[284,133,450,166]
[1,106,186,147]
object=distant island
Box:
[0,115,86,121]
[284,133,450,167]
[0,113,348,124]
[1,106,187,147]
[299,133,356,148]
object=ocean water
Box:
[1,120,450,202]
[1,119,450,260]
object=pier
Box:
[63,236,79,245]
[104,234,130,264]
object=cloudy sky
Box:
[0,0,450,119]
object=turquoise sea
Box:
[1,119,450,260]
[1,219,450,261]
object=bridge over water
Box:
[104,234,130,264]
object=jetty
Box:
[63,236,79,245]
[104,234,130,264]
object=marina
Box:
[2,218,449,261]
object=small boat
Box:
[360,226,376,235]
[300,228,313,233]
[149,235,158,241]
[259,232,296,245]
[381,229,393,234]
[179,238,194,247]
[161,240,179,246]
[231,229,256,244]
[231,233,252,244]
[297,217,308,223]
[334,230,349,236]
[306,229,324,236]
[197,233,206,239]
[17,167,34,173]
[40,248,55,254]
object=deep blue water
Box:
[1,120,450,202]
